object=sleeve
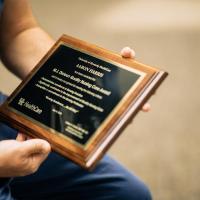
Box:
[0,92,18,140]
[0,0,4,12]
[0,93,14,199]
[0,92,7,105]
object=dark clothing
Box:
[0,1,151,199]
[0,93,151,200]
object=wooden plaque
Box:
[0,35,168,170]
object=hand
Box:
[120,47,151,112]
[0,133,51,177]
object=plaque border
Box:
[0,34,168,170]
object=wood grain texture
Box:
[0,35,168,170]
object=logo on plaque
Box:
[0,35,168,169]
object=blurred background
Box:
[0,0,200,199]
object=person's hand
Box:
[0,133,51,177]
[120,47,151,112]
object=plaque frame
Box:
[0,35,168,170]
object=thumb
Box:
[22,139,51,156]
[19,139,51,174]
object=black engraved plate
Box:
[8,45,142,146]
[0,35,168,169]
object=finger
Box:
[22,139,51,155]
[16,133,27,141]
[121,47,136,59]
[19,139,51,175]
[142,103,151,112]
[31,149,50,168]
[26,135,32,140]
